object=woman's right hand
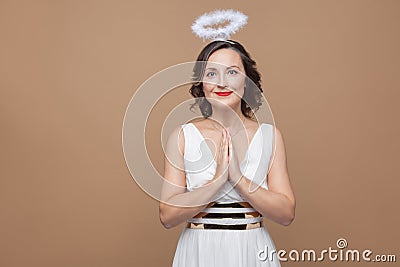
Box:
[213,128,230,183]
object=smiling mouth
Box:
[215,91,233,97]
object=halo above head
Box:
[191,9,248,42]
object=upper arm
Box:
[160,125,187,203]
[267,126,296,207]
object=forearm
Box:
[234,176,295,226]
[160,177,226,229]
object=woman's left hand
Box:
[227,136,244,186]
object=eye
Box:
[206,71,216,77]
[227,69,238,75]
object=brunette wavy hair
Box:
[189,40,263,119]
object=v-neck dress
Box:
[172,123,281,267]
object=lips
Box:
[215,91,233,97]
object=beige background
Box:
[1,0,399,266]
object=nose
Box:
[217,74,228,88]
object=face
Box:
[202,48,246,110]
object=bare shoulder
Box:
[273,125,285,144]
[270,125,288,163]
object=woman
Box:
[159,40,295,266]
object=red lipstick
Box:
[215,91,233,97]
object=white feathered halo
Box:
[191,9,248,42]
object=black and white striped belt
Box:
[186,202,263,230]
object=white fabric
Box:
[172,122,280,267]
[173,227,280,267]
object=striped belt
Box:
[186,202,263,230]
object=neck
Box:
[208,105,245,133]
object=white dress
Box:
[172,122,281,267]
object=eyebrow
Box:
[205,65,242,71]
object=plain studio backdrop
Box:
[1,1,399,266]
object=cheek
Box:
[234,88,245,100]
[202,83,214,96]
[231,79,245,96]
[228,75,245,89]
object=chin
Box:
[210,98,241,111]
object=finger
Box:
[218,129,225,162]
[223,129,228,158]
[227,129,231,153]
[223,129,229,160]
[222,130,229,175]
[230,136,233,152]
[229,130,233,161]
